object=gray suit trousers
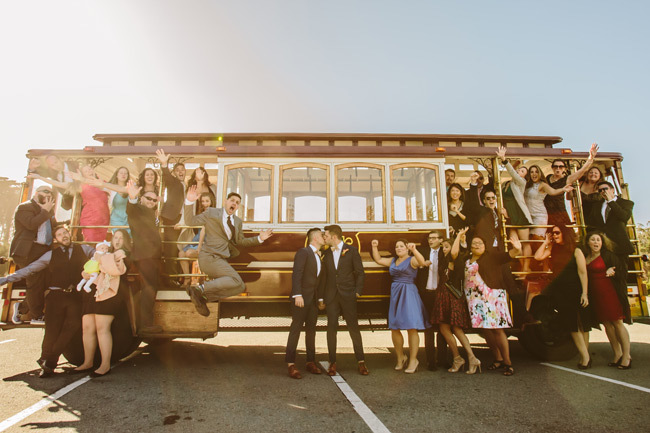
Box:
[198,251,245,300]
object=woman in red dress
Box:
[584,232,632,369]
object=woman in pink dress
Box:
[28,165,110,242]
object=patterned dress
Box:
[430,256,471,328]
[388,258,431,330]
[464,260,512,329]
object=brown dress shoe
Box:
[288,365,302,379]
[305,362,322,374]
[358,361,369,375]
[327,362,337,376]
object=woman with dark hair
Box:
[534,225,596,369]
[137,168,159,196]
[457,227,522,376]
[584,232,632,369]
[105,167,131,232]
[371,238,429,373]
[447,183,469,237]
[187,167,217,213]
[72,229,132,376]
[580,166,605,226]
[433,236,481,374]
[29,164,110,242]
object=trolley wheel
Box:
[62,309,141,366]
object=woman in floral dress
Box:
[458,227,522,376]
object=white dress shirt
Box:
[333,241,344,269]
[601,196,617,222]
[426,248,439,290]
[222,211,234,240]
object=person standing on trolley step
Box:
[126,180,163,334]
[183,185,274,317]
[0,226,94,378]
[319,224,369,376]
[285,228,325,379]
[9,185,56,324]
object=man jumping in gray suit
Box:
[183,185,274,316]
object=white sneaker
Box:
[30,317,45,325]
[11,302,23,324]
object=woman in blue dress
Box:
[371,238,429,373]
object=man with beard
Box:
[0,226,94,377]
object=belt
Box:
[49,286,74,293]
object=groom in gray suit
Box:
[184,185,274,316]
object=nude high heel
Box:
[404,360,419,374]
[448,356,465,373]
[466,357,482,375]
[395,356,408,371]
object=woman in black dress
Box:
[447,183,470,238]
[534,224,595,369]
[72,229,131,376]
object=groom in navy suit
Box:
[320,224,369,376]
[285,228,325,379]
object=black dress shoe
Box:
[577,358,592,370]
[37,358,54,374]
[90,369,111,378]
[618,359,632,370]
[39,369,53,378]
[188,285,210,317]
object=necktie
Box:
[63,246,70,258]
[605,204,611,221]
[227,215,237,244]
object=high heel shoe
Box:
[395,356,408,371]
[618,359,632,370]
[466,358,482,375]
[577,358,592,370]
[487,360,504,371]
[404,360,419,374]
[448,356,466,373]
[607,356,622,367]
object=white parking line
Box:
[0,339,16,345]
[0,376,91,432]
[320,361,391,433]
[541,363,650,393]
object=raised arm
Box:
[508,231,522,259]
[540,181,573,196]
[450,227,468,260]
[370,240,393,267]
[407,243,427,269]
[534,233,553,261]
[566,143,598,185]
[27,173,71,190]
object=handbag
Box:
[445,281,464,299]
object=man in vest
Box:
[0,226,94,377]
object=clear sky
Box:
[1,0,648,222]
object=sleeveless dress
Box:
[502,182,531,226]
[544,175,572,227]
[109,191,129,233]
[587,256,625,323]
[430,255,471,328]
[80,184,110,242]
[388,258,431,330]
[543,247,597,332]
[464,260,512,329]
[524,182,548,236]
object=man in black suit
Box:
[320,224,368,376]
[126,180,163,334]
[285,228,325,379]
[9,185,56,323]
[416,230,445,370]
[589,181,635,276]
[155,150,186,284]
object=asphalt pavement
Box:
[0,325,648,433]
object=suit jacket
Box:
[319,244,365,304]
[415,246,444,291]
[9,200,56,259]
[184,205,260,258]
[474,206,505,252]
[126,201,162,261]
[291,246,322,306]
[160,167,185,222]
[587,197,634,255]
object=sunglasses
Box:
[484,196,496,200]
[598,188,610,193]
[552,231,562,235]
[552,165,565,169]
